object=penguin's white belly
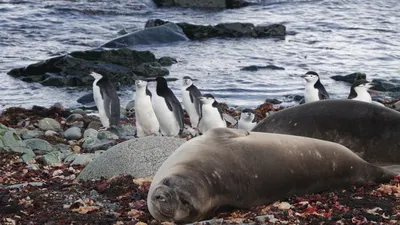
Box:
[352,91,372,103]
[199,106,226,134]
[304,85,320,103]
[238,119,256,131]
[152,95,180,136]
[181,89,199,128]
[93,84,110,128]
[135,95,160,137]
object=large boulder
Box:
[145,19,286,40]
[101,22,189,48]
[152,0,250,9]
[77,136,186,181]
[7,48,175,87]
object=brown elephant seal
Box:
[252,99,400,165]
[147,128,396,223]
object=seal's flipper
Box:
[207,127,249,139]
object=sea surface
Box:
[1,0,399,109]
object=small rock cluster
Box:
[0,106,136,168]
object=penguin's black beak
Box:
[300,74,306,78]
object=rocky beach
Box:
[0,99,400,224]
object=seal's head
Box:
[148,174,202,223]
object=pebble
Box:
[38,118,61,131]
[45,130,58,136]
[82,136,116,151]
[64,127,82,140]
[21,152,36,163]
[53,144,70,153]
[97,130,119,140]
[66,113,83,124]
[71,153,98,166]
[24,138,53,154]
[87,121,102,130]
[39,151,63,165]
[83,128,98,138]
[5,182,44,190]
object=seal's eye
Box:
[162,179,170,186]
[180,198,190,206]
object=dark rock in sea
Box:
[145,19,286,40]
[330,72,367,84]
[158,56,178,66]
[77,92,95,105]
[101,23,189,48]
[370,78,400,92]
[265,98,282,104]
[7,48,176,87]
[152,0,250,9]
[241,64,285,71]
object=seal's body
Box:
[252,99,400,164]
[147,128,396,223]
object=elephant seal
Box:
[252,99,400,165]
[147,128,396,223]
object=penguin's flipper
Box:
[164,94,184,131]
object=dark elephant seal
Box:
[252,99,400,165]
[147,128,396,223]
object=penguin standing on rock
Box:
[181,76,202,128]
[152,76,184,137]
[198,94,226,134]
[347,79,373,102]
[301,71,330,103]
[90,72,120,129]
[134,78,160,137]
[237,108,257,131]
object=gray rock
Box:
[101,23,189,48]
[22,129,44,140]
[21,152,36,163]
[66,113,84,123]
[97,131,119,140]
[77,136,186,181]
[145,19,286,40]
[8,48,174,87]
[53,143,71,153]
[87,121,102,130]
[330,72,367,84]
[64,127,82,140]
[24,138,53,154]
[44,130,58,136]
[39,151,63,165]
[0,126,35,155]
[115,124,136,137]
[82,136,116,151]
[38,118,61,131]
[84,128,98,138]
[158,56,177,66]
[64,153,78,164]
[70,153,98,166]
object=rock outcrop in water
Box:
[152,0,250,9]
[7,48,176,87]
[101,23,189,48]
[145,19,286,40]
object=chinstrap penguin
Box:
[301,71,330,103]
[237,108,257,131]
[90,72,120,129]
[152,76,184,137]
[347,79,373,103]
[181,76,202,128]
[134,78,160,137]
[198,94,226,134]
